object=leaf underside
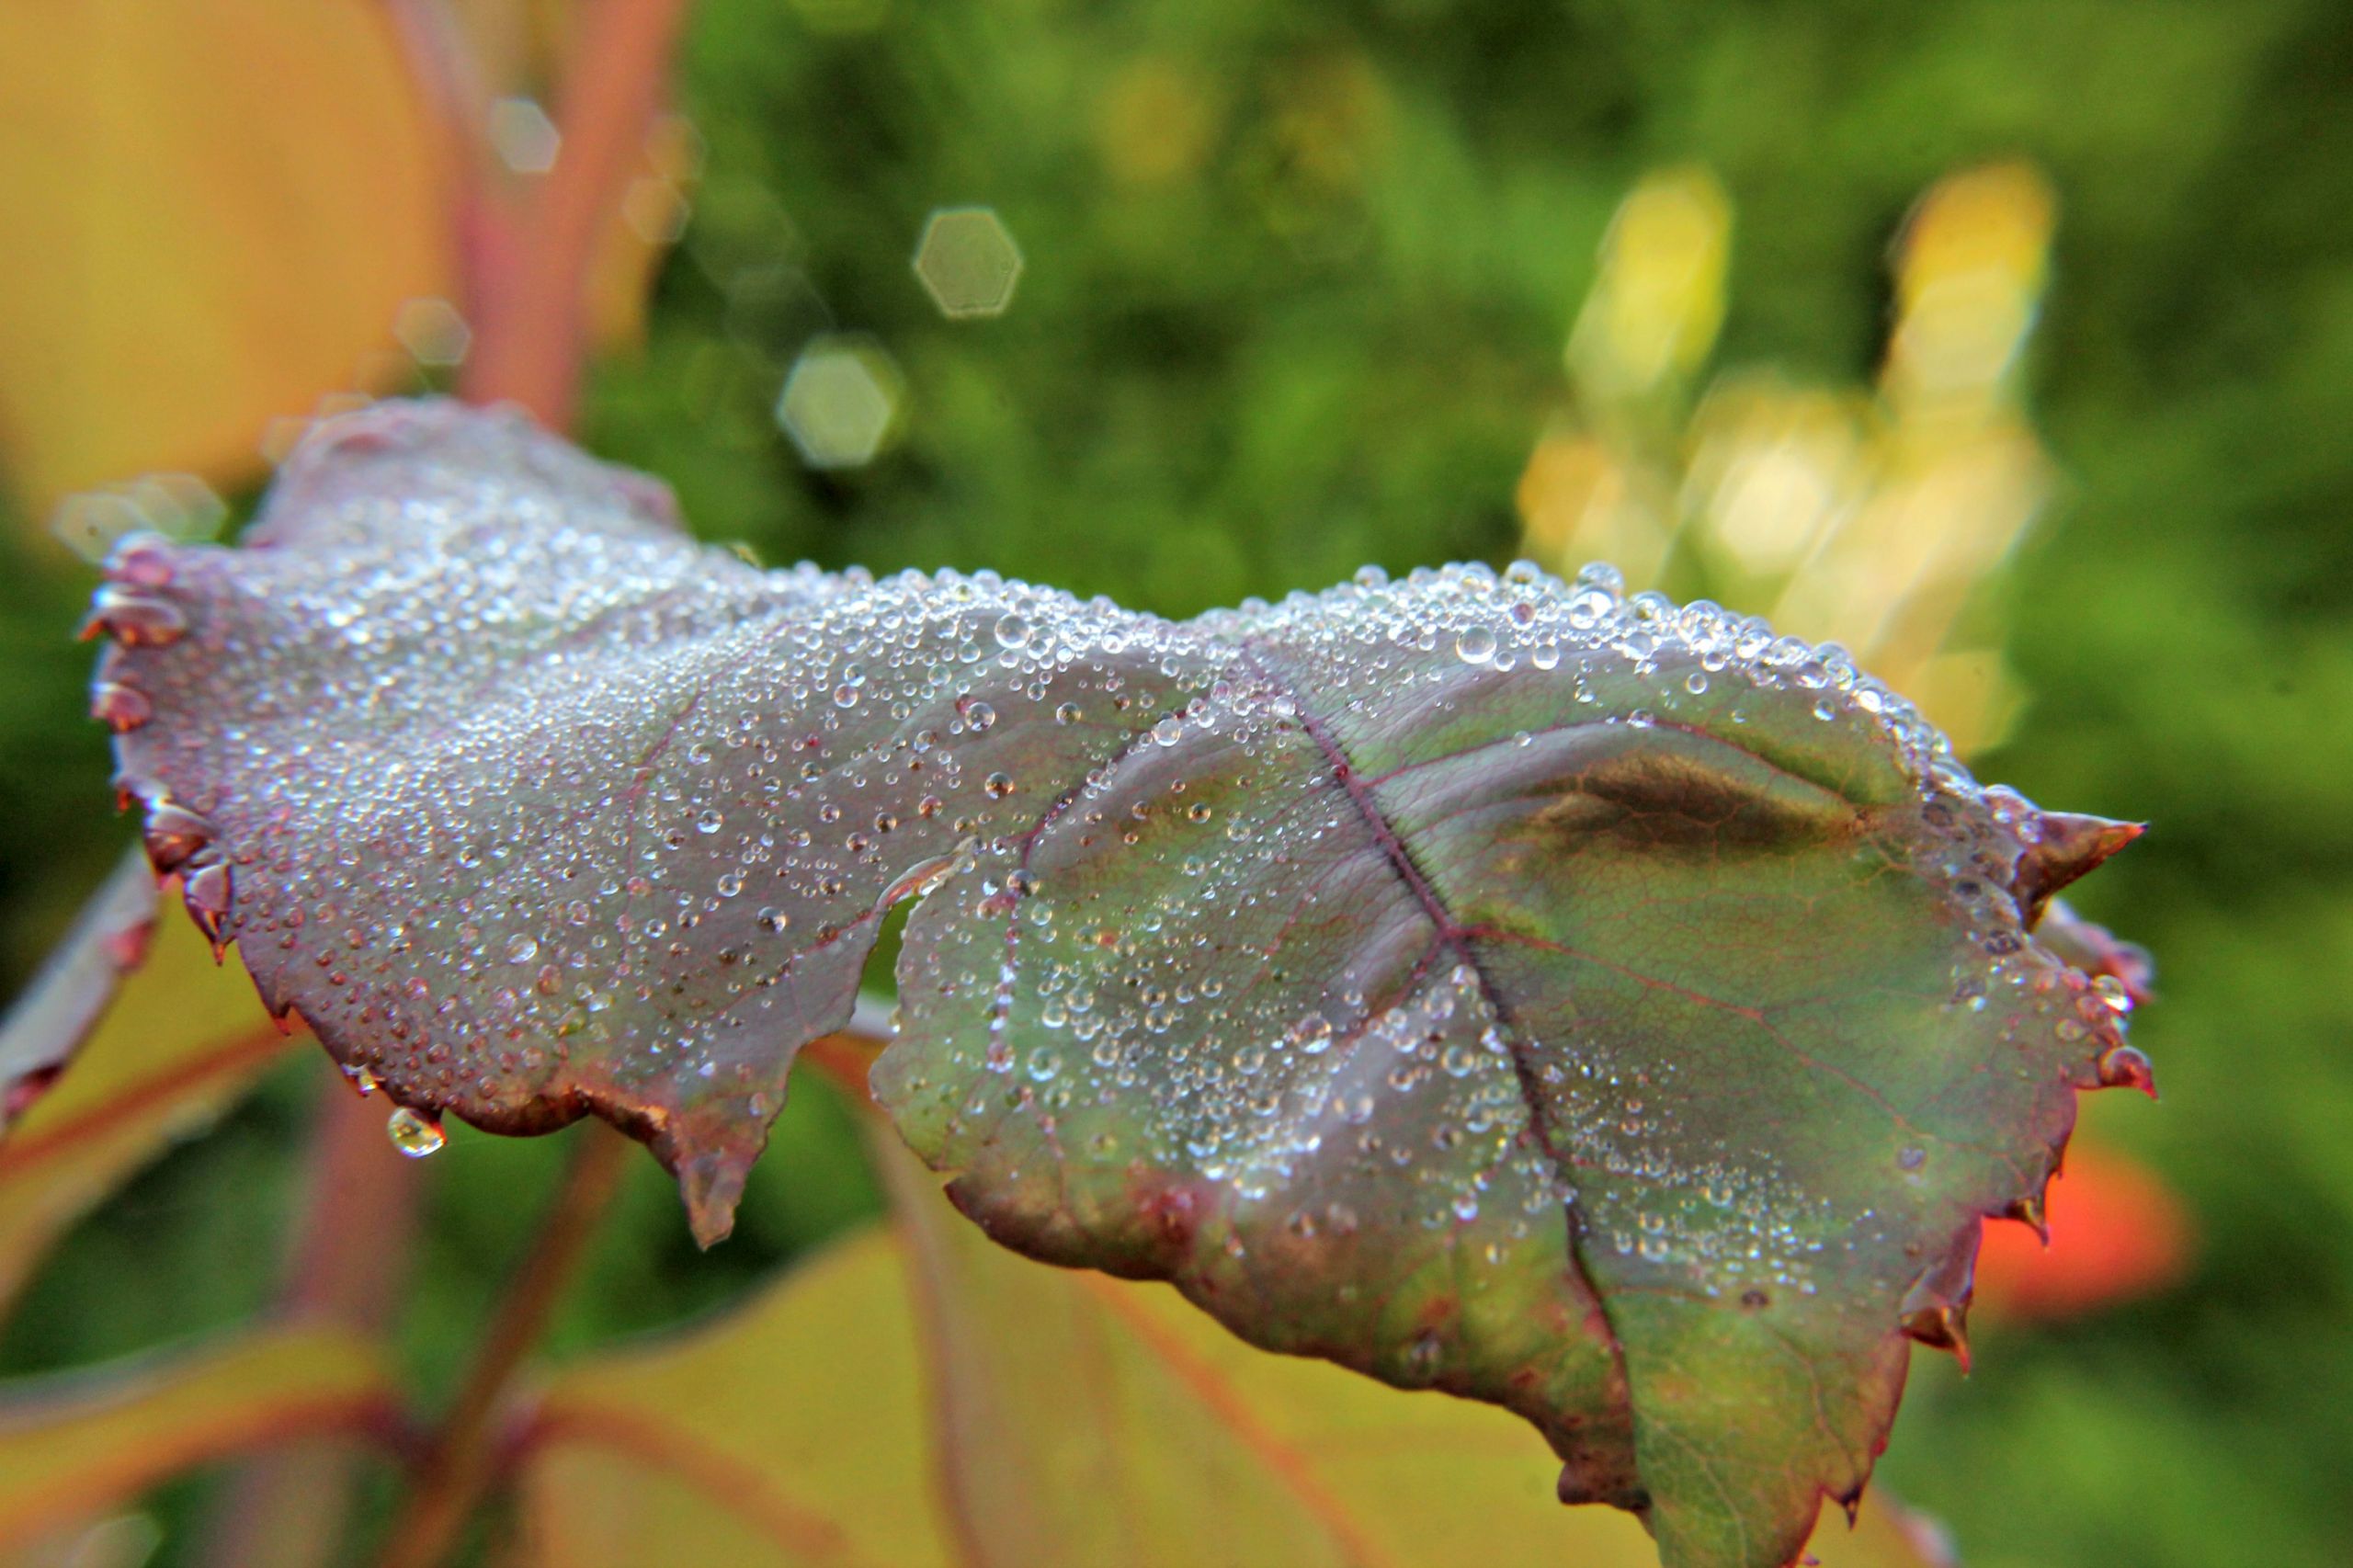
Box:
[86,401,2147,1567]
[0,846,156,1137]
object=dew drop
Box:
[387,1106,445,1158]
[1454,626,1497,665]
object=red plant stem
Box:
[380,0,512,335]
[374,1122,633,1568]
[459,0,695,429]
[200,1075,427,1568]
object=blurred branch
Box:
[375,1121,633,1568]
[381,0,513,334]
[457,0,695,430]
[200,1075,428,1568]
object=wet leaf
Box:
[0,879,299,1317]
[0,1325,399,1552]
[91,400,2146,1566]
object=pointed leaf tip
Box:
[2015,812,2143,924]
[2003,1190,2050,1244]
[2097,1043,2159,1099]
[1898,1228,1978,1371]
[681,1151,750,1249]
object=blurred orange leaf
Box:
[1975,1138,2192,1320]
[0,1325,399,1552]
[0,0,448,514]
[0,875,299,1316]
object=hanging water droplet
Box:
[386,1105,445,1157]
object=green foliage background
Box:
[5,1,2351,1563]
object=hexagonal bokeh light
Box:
[50,473,226,562]
[775,334,907,470]
[912,206,1024,320]
[488,96,561,175]
[393,297,472,368]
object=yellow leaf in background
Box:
[1096,59,1221,188]
[1902,648,2027,760]
[1681,377,1870,583]
[0,0,448,515]
[1529,162,2060,756]
[0,884,298,1316]
[1882,163,2055,417]
[0,1325,397,1553]
[1567,165,1731,403]
[515,1231,953,1568]
[1516,431,1671,587]
[513,1120,1950,1568]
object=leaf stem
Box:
[375,1121,632,1568]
